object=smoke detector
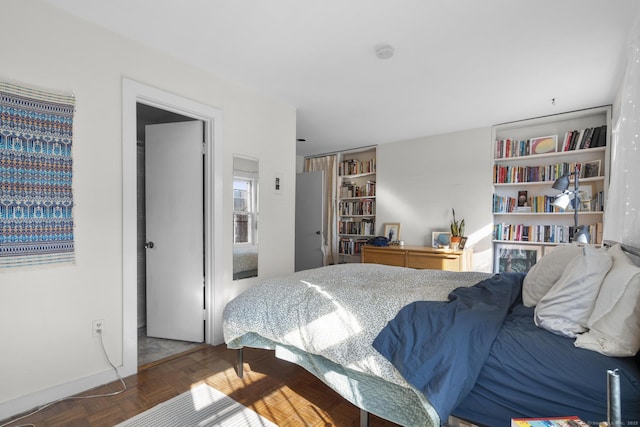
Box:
[375,44,394,60]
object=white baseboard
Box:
[0,368,120,422]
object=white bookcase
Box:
[491,106,611,273]
[336,147,376,262]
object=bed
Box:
[223,243,640,426]
[232,245,258,280]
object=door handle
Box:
[315,231,321,235]
[144,241,155,249]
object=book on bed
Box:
[511,416,589,427]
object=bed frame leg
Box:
[360,408,369,427]
[236,348,244,378]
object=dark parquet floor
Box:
[2,345,400,426]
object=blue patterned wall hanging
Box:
[0,82,75,269]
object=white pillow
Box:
[574,244,640,356]
[534,246,612,338]
[522,244,584,307]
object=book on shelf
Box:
[596,221,603,244]
[511,416,589,427]
[496,125,607,159]
[561,125,607,152]
[338,218,374,236]
[340,180,376,198]
[493,161,582,184]
[338,199,375,216]
[338,158,376,176]
[493,194,563,214]
[493,223,602,245]
[338,237,369,255]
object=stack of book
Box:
[560,126,607,151]
[511,416,589,426]
[338,158,376,176]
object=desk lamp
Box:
[551,164,591,244]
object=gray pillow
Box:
[534,246,612,338]
[522,244,584,307]
[575,244,640,356]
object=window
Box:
[233,174,257,244]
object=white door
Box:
[145,121,204,342]
[295,171,325,271]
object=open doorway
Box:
[136,103,205,366]
[122,78,224,378]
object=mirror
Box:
[233,155,259,280]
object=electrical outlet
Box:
[92,319,105,337]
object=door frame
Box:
[122,78,223,376]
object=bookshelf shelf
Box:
[339,195,377,200]
[339,171,376,180]
[493,211,604,216]
[492,239,558,246]
[337,147,376,261]
[491,106,611,273]
[493,176,604,187]
[493,146,606,164]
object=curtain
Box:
[604,20,640,248]
[304,155,337,265]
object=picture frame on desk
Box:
[458,236,468,250]
[530,135,557,155]
[383,223,400,242]
[432,231,451,248]
[494,243,541,274]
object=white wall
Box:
[0,0,295,418]
[377,127,494,272]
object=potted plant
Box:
[450,208,465,250]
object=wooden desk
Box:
[361,245,469,272]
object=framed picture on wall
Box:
[494,243,542,273]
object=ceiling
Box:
[44,0,640,157]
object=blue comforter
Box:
[373,272,524,421]
[373,272,640,425]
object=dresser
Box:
[361,245,469,272]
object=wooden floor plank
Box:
[1,345,401,426]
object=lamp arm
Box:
[574,167,579,230]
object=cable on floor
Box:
[0,330,127,427]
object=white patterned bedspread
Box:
[223,263,491,390]
[232,245,258,273]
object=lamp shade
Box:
[574,225,591,244]
[552,193,571,209]
[552,174,571,191]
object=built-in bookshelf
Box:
[337,147,376,262]
[492,106,611,273]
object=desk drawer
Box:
[362,248,405,267]
[406,252,461,271]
